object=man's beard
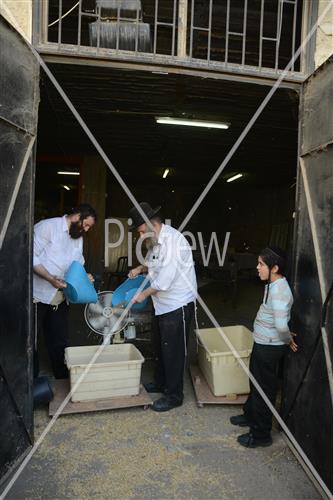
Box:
[144,235,158,250]
[69,221,84,239]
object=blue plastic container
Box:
[63,261,98,304]
[112,275,150,311]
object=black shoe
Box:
[237,432,272,448]
[151,397,182,412]
[230,414,250,427]
[144,382,164,393]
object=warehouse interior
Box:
[36,67,298,284]
[34,62,299,360]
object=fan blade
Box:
[88,316,109,331]
[102,293,113,307]
[87,302,104,315]
[109,314,125,333]
[109,315,120,331]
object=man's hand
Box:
[132,291,147,304]
[132,287,157,304]
[289,333,298,352]
[87,273,95,283]
[34,264,67,289]
[128,265,146,278]
[49,276,67,289]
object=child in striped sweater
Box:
[230,246,297,448]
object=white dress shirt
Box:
[146,224,197,315]
[33,216,84,304]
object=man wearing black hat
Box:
[128,202,197,412]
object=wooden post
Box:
[79,156,106,276]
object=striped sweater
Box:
[253,277,293,345]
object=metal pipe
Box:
[58,0,62,47]
[134,2,139,54]
[97,4,101,53]
[259,0,264,69]
[116,3,120,52]
[171,0,177,57]
[207,0,213,63]
[153,0,158,55]
[242,0,248,67]
[189,0,194,58]
[291,0,298,71]
[225,0,230,64]
[177,0,188,58]
[77,0,82,49]
[275,0,283,71]
[43,0,49,43]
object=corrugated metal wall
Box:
[284,55,333,493]
[0,16,39,482]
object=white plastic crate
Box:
[196,326,253,397]
[65,344,144,402]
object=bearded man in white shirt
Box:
[128,202,197,412]
[33,203,96,379]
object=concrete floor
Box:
[5,375,319,499]
[3,279,320,499]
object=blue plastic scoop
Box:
[111,275,150,311]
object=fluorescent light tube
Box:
[226,173,243,183]
[63,185,70,191]
[163,168,169,178]
[156,117,229,129]
[57,171,80,175]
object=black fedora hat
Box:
[129,202,161,230]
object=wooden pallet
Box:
[190,365,248,407]
[49,380,153,416]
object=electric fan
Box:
[84,291,129,342]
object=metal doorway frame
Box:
[284,55,333,495]
[0,14,39,484]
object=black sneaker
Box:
[230,414,250,427]
[151,397,182,412]
[237,432,272,448]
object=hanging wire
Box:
[48,0,80,27]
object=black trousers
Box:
[243,342,288,439]
[35,301,69,379]
[152,302,194,403]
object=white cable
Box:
[48,1,80,27]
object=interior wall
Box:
[105,177,296,257]
[79,156,107,276]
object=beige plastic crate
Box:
[196,326,253,397]
[65,344,144,402]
